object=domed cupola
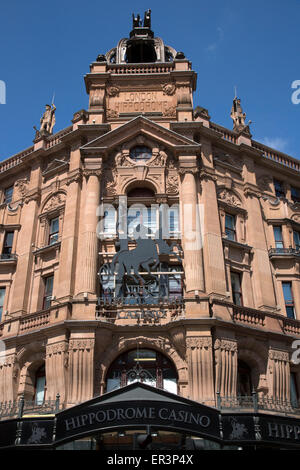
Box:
[105,10,177,64]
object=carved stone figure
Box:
[39,104,56,134]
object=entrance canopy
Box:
[55,382,220,445]
[1,383,300,449]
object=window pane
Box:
[142,207,157,234]
[231,272,242,306]
[168,206,180,234]
[274,179,285,197]
[35,376,46,405]
[0,288,5,321]
[291,373,298,407]
[225,214,236,241]
[3,232,14,257]
[103,209,116,234]
[4,186,13,204]
[294,231,300,250]
[43,276,54,309]
[130,146,152,162]
[50,218,59,233]
[282,282,293,303]
[273,226,283,249]
[291,187,300,202]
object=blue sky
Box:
[0,0,299,161]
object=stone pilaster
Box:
[214,338,238,397]
[0,355,16,402]
[45,340,68,402]
[76,168,101,297]
[245,191,277,310]
[186,336,214,402]
[268,349,290,403]
[200,170,227,296]
[67,336,95,404]
[56,170,82,299]
[10,193,40,315]
[179,162,204,294]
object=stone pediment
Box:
[80,116,201,157]
[42,158,69,179]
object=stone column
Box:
[200,170,227,296]
[76,168,101,297]
[56,170,82,300]
[179,161,204,294]
[67,334,95,405]
[214,338,238,397]
[245,190,277,310]
[0,354,16,403]
[45,338,68,402]
[186,336,214,403]
[268,349,290,403]
[10,194,40,315]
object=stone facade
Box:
[0,15,300,416]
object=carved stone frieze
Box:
[66,170,82,186]
[14,178,29,200]
[43,192,66,213]
[106,109,119,119]
[115,152,135,167]
[46,342,68,357]
[148,150,168,167]
[162,83,176,96]
[214,338,238,352]
[68,339,95,351]
[163,106,176,118]
[107,86,120,97]
[166,172,179,194]
[269,349,289,362]
[217,188,242,207]
[82,168,102,179]
[186,337,212,349]
[257,175,273,192]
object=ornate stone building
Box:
[0,12,300,450]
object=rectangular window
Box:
[273,226,284,251]
[274,179,285,198]
[231,272,243,306]
[2,231,14,259]
[103,208,116,236]
[225,214,236,241]
[168,206,180,236]
[282,281,295,319]
[0,287,5,322]
[49,217,59,245]
[294,231,300,251]
[291,373,299,408]
[43,275,54,310]
[291,187,300,203]
[4,186,13,204]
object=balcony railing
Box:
[19,310,50,332]
[268,247,300,256]
[217,393,300,416]
[232,304,265,327]
[0,394,62,420]
[0,253,18,261]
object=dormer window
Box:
[130,146,152,162]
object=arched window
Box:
[34,365,46,405]
[106,349,178,394]
[130,146,152,162]
[237,360,252,396]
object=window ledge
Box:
[33,241,61,255]
[222,238,252,251]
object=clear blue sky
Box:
[0,0,299,161]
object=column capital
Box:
[82,168,102,179]
[178,166,198,176]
